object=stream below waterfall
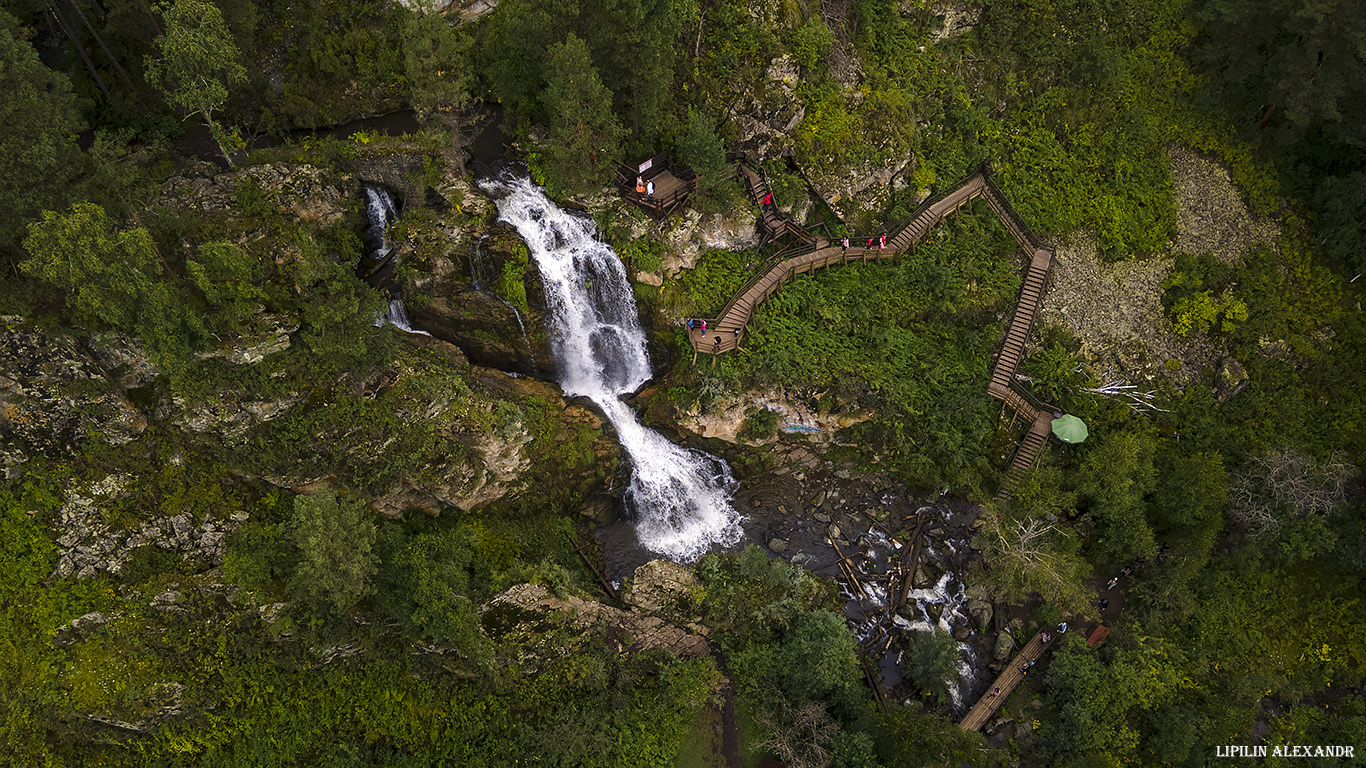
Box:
[481,175,742,561]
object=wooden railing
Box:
[689,160,1059,498]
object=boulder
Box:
[767,538,789,553]
[926,602,944,625]
[625,560,699,612]
[967,598,993,628]
[993,632,1015,663]
[913,562,940,589]
[1215,356,1249,402]
[409,292,551,375]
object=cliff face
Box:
[6,160,621,524]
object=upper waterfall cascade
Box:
[483,175,741,561]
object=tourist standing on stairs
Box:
[841,236,849,251]
[761,191,773,210]
[700,320,706,336]
[880,233,887,250]
[646,180,655,200]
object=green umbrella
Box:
[1051,414,1089,444]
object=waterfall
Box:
[374,298,431,336]
[363,186,397,262]
[482,175,741,561]
[362,184,430,336]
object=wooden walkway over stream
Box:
[958,623,1112,732]
[689,162,1058,497]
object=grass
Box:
[672,702,726,768]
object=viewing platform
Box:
[616,154,696,218]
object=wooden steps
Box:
[702,161,1061,499]
[995,412,1052,501]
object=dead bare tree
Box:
[757,701,839,768]
[977,514,1092,615]
[1230,449,1355,536]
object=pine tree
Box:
[541,34,625,195]
[0,10,87,250]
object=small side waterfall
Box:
[374,298,430,336]
[483,175,741,561]
[363,186,397,263]
[362,184,430,336]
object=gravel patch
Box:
[1038,230,1225,385]
[1169,146,1279,264]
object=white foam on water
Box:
[374,298,431,336]
[483,175,741,561]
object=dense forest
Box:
[1,0,1363,766]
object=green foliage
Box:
[402,8,474,131]
[791,16,834,72]
[674,108,730,198]
[285,489,378,616]
[374,524,486,662]
[146,0,247,158]
[1074,428,1159,563]
[484,0,690,148]
[1022,326,1093,404]
[0,10,88,250]
[187,241,265,332]
[675,209,1021,491]
[541,34,626,195]
[777,609,861,704]
[297,261,388,366]
[870,705,996,767]
[18,203,204,373]
[904,628,960,704]
[738,407,781,441]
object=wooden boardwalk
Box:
[688,163,1058,497]
[958,624,1111,732]
[959,631,1051,732]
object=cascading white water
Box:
[361,184,431,337]
[363,186,397,262]
[374,298,431,336]
[483,175,741,561]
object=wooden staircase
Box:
[692,161,1061,498]
[996,412,1052,501]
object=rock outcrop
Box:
[51,476,245,580]
[0,319,149,477]
[159,163,357,228]
[726,54,807,159]
[485,582,709,661]
[679,388,874,445]
[657,208,761,278]
[624,559,699,613]
[409,291,551,375]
